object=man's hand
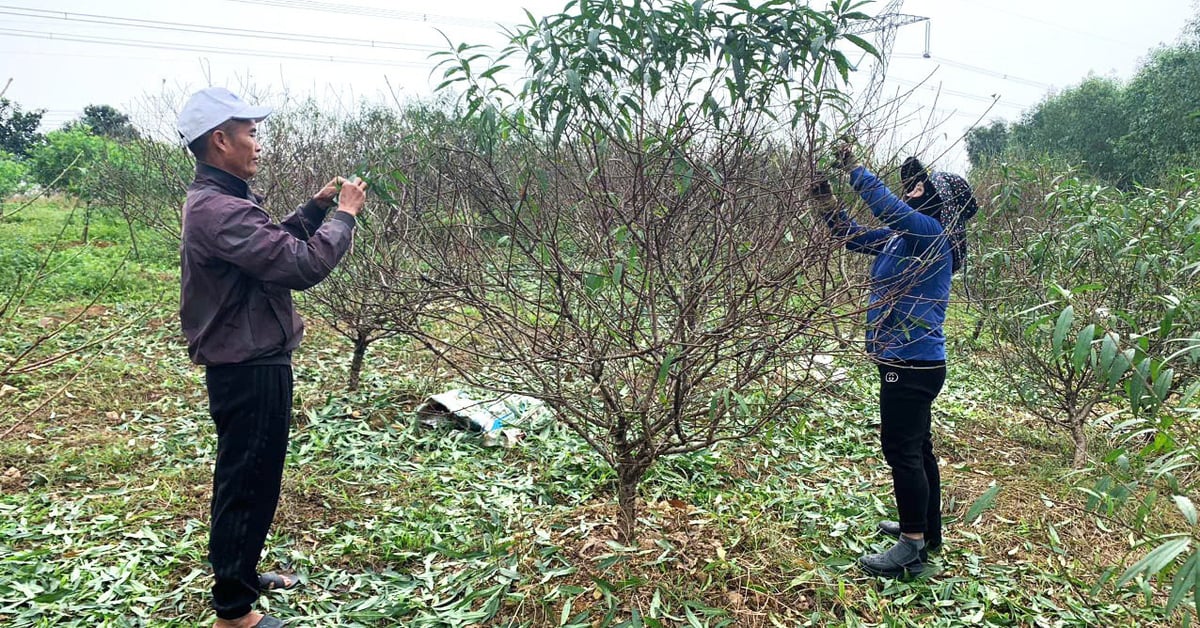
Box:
[312,176,347,209]
[335,177,369,217]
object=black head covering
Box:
[900,156,944,223]
[928,169,981,274]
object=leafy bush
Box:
[972,162,1200,467]
[27,126,118,195]
[0,150,29,200]
[970,159,1200,618]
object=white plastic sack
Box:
[416,389,546,447]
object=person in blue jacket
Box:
[814,145,953,578]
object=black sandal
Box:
[258,572,300,591]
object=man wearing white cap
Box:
[177,87,367,628]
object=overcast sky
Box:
[0,0,1195,171]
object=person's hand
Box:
[312,176,348,209]
[835,142,859,172]
[810,173,832,199]
[336,177,368,217]
[810,173,838,213]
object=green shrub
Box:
[0,150,29,200]
[972,159,1200,467]
[28,126,119,195]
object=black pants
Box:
[205,364,293,620]
[878,361,946,543]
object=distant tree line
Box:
[966,30,1200,188]
[0,101,142,199]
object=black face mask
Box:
[900,156,943,223]
[908,185,945,223]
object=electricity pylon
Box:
[846,0,930,107]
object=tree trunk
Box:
[348,333,368,391]
[615,459,646,544]
[971,317,985,342]
[126,215,140,259]
[81,203,91,244]
[1070,420,1088,468]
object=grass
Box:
[0,202,1194,627]
[0,197,177,306]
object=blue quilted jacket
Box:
[826,166,952,362]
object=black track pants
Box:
[205,364,293,620]
[878,360,946,543]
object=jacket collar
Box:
[194,161,255,201]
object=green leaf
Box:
[1117,537,1191,587]
[842,33,878,58]
[1071,324,1094,371]
[1180,380,1200,408]
[559,598,573,625]
[1147,538,1193,576]
[1053,305,1074,354]
[1195,566,1200,626]
[1046,283,1072,301]
[1109,349,1135,388]
[583,272,606,295]
[1128,358,1150,413]
[1175,495,1198,526]
[734,391,750,417]
[830,49,851,82]
[964,484,1001,523]
[1091,566,1118,596]
[1099,332,1118,373]
[1160,298,1179,339]
[1166,551,1199,614]
[1153,367,1174,405]
[479,64,511,80]
[551,110,570,146]
[656,350,677,387]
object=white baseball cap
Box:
[177,87,272,145]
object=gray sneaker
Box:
[858,536,926,579]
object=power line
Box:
[0,48,203,62]
[888,77,1028,110]
[0,27,433,69]
[0,5,443,54]
[226,0,509,29]
[892,53,1053,90]
[957,0,1145,49]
